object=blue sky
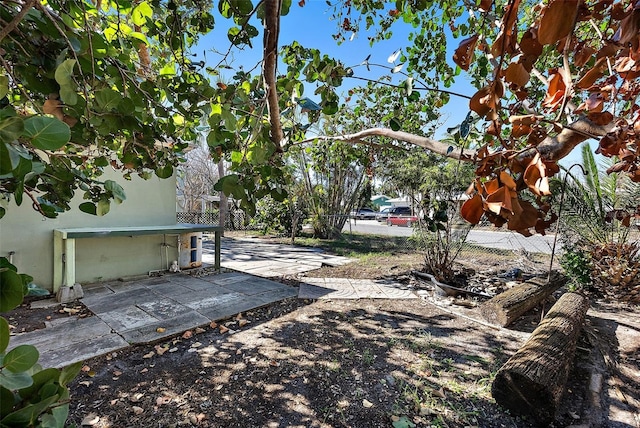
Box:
[194,1,474,137]
[194,1,586,166]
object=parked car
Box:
[386,206,418,227]
[375,207,391,222]
[350,207,377,220]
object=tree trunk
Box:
[491,292,590,425]
[217,159,227,237]
[479,272,566,327]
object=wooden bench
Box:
[53,224,223,291]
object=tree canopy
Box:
[1,0,638,234]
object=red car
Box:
[386,206,419,227]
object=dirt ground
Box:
[3,250,639,428]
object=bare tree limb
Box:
[535,116,612,160]
[0,0,36,44]
[298,128,477,160]
[263,0,284,152]
[299,115,612,164]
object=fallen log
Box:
[491,292,590,425]
[479,271,566,327]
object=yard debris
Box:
[156,396,171,406]
[362,399,374,408]
[155,344,169,355]
[219,325,229,334]
[156,327,166,333]
[182,330,193,339]
[132,406,144,415]
[142,351,155,359]
[81,413,100,426]
[238,319,248,328]
[209,321,218,329]
[195,327,206,334]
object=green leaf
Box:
[0,142,21,176]
[0,207,4,219]
[95,89,122,111]
[18,368,59,402]
[0,318,9,354]
[281,0,291,15]
[3,345,39,373]
[59,361,82,387]
[0,75,8,100]
[389,117,402,131]
[54,60,76,87]
[78,202,96,215]
[392,416,416,428]
[322,101,338,115]
[41,403,69,428]
[0,394,58,426]
[155,164,173,179]
[0,117,24,144]
[22,117,70,151]
[0,370,33,390]
[96,199,110,216]
[0,268,24,312]
[132,1,153,25]
[59,85,78,106]
[104,180,126,202]
[0,386,14,417]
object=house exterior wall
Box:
[0,170,177,290]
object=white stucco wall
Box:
[0,170,178,289]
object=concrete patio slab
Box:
[9,237,363,369]
[298,278,418,300]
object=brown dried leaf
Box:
[538,0,579,45]
[43,99,64,120]
[500,171,517,191]
[460,194,484,224]
[587,111,614,125]
[182,330,193,339]
[507,200,539,231]
[574,43,596,67]
[453,35,479,71]
[469,81,502,120]
[519,28,543,57]
[491,0,521,57]
[486,186,513,214]
[618,9,640,50]
[156,396,171,406]
[542,69,567,110]
[479,0,493,11]
[523,159,551,196]
[576,57,608,89]
[484,178,500,195]
[504,62,530,88]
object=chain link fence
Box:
[178,210,564,270]
[177,210,251,231]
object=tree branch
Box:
[263,0,284,152]
[299,114,612,165]
[535,116,612,161]
[0,0,36,44]
[299,128,477,160]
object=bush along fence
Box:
[177,211,249,231]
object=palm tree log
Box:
[491,292,590,425]
[479,272,566,327]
